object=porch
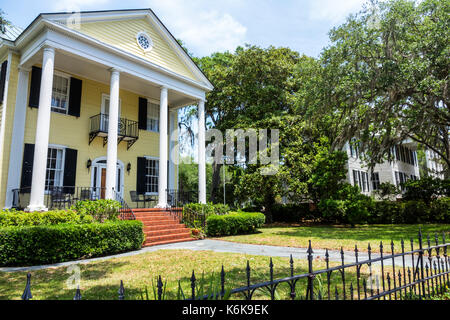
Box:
[11,187,197,211]
[5,14,210,211]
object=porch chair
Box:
[50,189,72,209]
[130,191,146,208]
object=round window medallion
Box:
[136,32,153,52]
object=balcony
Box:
[89,113,139,149]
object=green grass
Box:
[212,224,450,252]
[0,249,374,300]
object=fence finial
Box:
[74,285,82,300]
[21,273,32,300]
[118,280,125,300]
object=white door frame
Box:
[90,156,124,198]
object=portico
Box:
[2,10,213,210]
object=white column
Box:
[105,68,120,199]
[168,110,176,190]
[198,99,206,204]
[5,67,30,208]
[157,86,168,207]
[26,47,55,212]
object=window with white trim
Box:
[45,147,64,190]
[145,158,159,194]
[51,74,70,114]
[147,102,160,132]
[372,172,380,190]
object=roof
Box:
[0,23,23,41]
[8,9,213,90]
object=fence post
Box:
[307,240,314,300]
[118,280,125,300]
[21,273,32,300]
[418,228,426,299]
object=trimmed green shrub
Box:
[0,220,144,267]
[206,212,265,237]
[403,178,449,203]
[71,199,121,222]
[0,209,93,227]
[430,197,450,223]
[318,199,347,223]
[369,201,403,224]
[183,203,230,215]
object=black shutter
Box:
[138,97,147,130]
[63,148,78,194]
[0,60,7,104]
[68,77,82,117]
[20,144,35,191]
[136,157,147,194]
[29,66,42,108]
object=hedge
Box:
[206,212,265,236]
[0,209,93,227]
[0,220,144,267]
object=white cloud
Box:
[308,0,366,23]
[147,0,247,56]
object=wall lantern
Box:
[87,159,92,171]
[127,162,131,174]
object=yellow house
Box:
[0,9,212,211]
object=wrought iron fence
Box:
[19,229,449,300]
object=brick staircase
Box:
[132,208,196,247]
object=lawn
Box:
[0,249,369,300]
[212,224,450,253]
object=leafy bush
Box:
[183,203,230,215]
[318,199,347,223]
[206,212,265,236]
[403,178,449,203]
[429,197,450,223]
[0,209,93,227]
[71,199,122,222]
[0,220,144,266]
[369,201,403,224]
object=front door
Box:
[91,159,124,199]
[100,168,107,199]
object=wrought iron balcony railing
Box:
[89,113,139,149]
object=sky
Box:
[1,0,368,58]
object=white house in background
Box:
[344,139,420,195]
[425,149,445,179]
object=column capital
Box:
[109,67,121,74]
[42,46,55,54]
[160,85,168,91]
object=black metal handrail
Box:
[90,113,139,139]
[166,189,198,225]
[113,188,136,220]
[19,228,450,300]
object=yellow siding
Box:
[75,19,197,82]
[0,53,20,207]
[21,69,178,207]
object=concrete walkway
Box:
[0,239,434,272]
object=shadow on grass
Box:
[266,224,450,243]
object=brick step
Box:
[142,238,197,247]
[132,208,182,213]
[138,220,181,226]
[144,232,192,244]
[144,228,191,237]
[136,217,177,222]
[143,224,187,232]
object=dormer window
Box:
[136,32,153,52]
